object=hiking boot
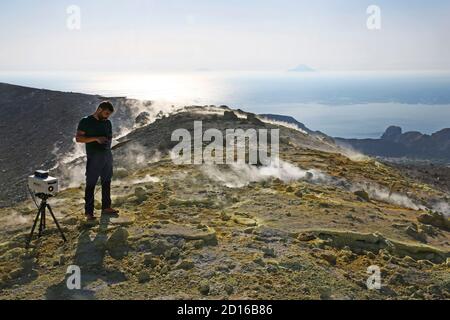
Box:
[85,212,96,221]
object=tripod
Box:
[26,193,67,248]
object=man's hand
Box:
[96,137,109,144]
[76,131,109,144]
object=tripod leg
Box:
[26,202,44,248]
[43,206,46,230]
[38,205,44,237]
[46,204,67,242]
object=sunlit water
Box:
[1,71,450,138]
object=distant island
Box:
[335,126,450,163]
[288,64,316,72]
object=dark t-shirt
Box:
[77,115,113,155]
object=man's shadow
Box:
[45,214,127,300]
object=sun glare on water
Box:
[89,73,225,106]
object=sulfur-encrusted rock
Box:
[294,190,303,198]
[164,247,181,260]
[354,190,370,202]
[320,252,337,265]
[262,247,276,258]
[417,211,450,231]
[153,221,218,246]
[176,259,195,270]
[224,284,234,295]
[137,270,150,283]
[233,216,257,227]
[198,281,210,295]
[405,226,427,243]
[220,211,232,221]
[109,212,136,226]
[279,259,303,271]
[311,229,448,264]
[298,232,316,241]
[106,227,129,259]
[285,186,294,193]
[143,253,160,268]
[388,272,406,285]
[134,187,148,204]
[159,265,169,274]
[146,239,173,255]
[62,216,78,226]
[158,203,168,210]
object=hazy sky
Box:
[1,0,449,72]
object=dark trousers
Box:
[85,151,113,214]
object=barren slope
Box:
[0,108,449,300]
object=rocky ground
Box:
[0,108,449,300]
[388,162,450,194]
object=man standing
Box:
[76,101,119,220]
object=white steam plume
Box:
[130,174,160,184]
[1,210,29,227]
[336,142,371,162]
[202,159,429,212]
[351,183,426,211]
[201,160,328,188]
[258,116,308,135]
[431,201,450,217]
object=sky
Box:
[1,0,450,72]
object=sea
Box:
[1,70,450,139]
